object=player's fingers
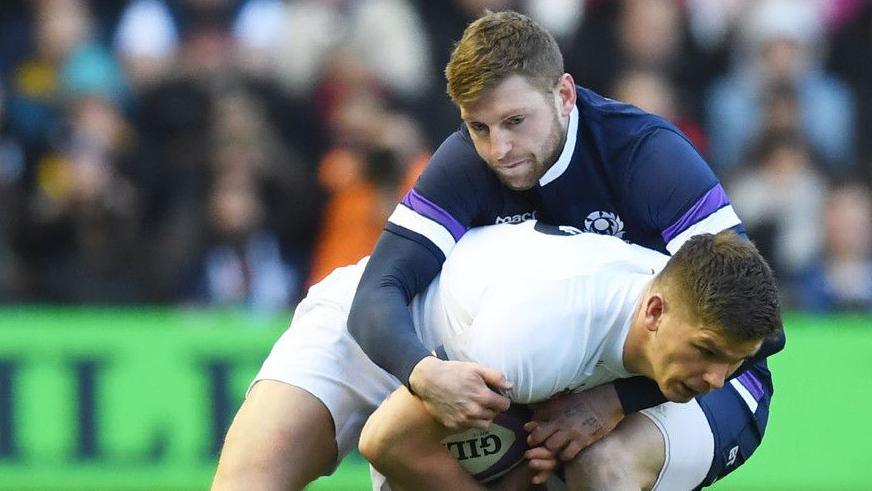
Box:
[543,431,570,453]
[466,417,492,431]
[465,406,498,422]
[478,389,511,413]
[526,422,558,447]
[524,446,556,461]
[531,468,553,485]
[559,439,585,462]
[528,457,557,472]
[440,416,463,431]
[477,366,513,391]
[528,458,557,485]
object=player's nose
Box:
[702,364,729,390]
[489,130,512,161]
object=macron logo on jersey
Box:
[495,211,537,225]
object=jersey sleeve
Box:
[387,130,502,258]
[347,230,444,383]
[623,128,743,254]
[348,131,499,384]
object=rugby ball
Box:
[440,404,531,483]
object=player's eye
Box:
[469,122,487,134]
[507,116,524,126]
[697,346,716,357]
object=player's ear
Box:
[555,73,576,116]
[644,294,665,333]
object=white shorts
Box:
[641,399,714,490]
[249,260,401,463]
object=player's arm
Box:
[347,133,512,430]
[349,232,512,434]
[347,229,439,380]
[360,387,486,491]
[360,387,550,491]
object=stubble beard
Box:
[542,110,567,172]
[499,110,568,191]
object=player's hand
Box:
[486,446,556,490]
[525,446,558,485]
[409,356,512,431]
[524,383,624,461]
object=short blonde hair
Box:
[445,10,564,106]
[656,231,783,341]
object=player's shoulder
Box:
[575,85,685,145]
[417,126,501,193]
[427,127,485,172]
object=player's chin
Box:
[496,170,537,191]
[663,382,696,403]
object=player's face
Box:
[649,316,763,403]
[459,74,574,191]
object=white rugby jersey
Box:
[409,220,669,404]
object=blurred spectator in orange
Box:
[306,96,429,286]
[706,0,854,174]
[794,182,872,312]
[727,129,826,281]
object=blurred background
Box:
[0,0,869,489]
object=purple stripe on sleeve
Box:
[661,184,731,244]
[402,190,467,241]
[736,371,764,401]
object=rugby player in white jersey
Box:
[359,223,781,490]
[215,221,781,490]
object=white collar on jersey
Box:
[539,104,579,187]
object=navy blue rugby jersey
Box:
[347,86,773,392]
[386,86,743,260]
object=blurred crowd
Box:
[0,0,870,313]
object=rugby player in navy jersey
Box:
[350,10,782,488]
[212,10,784,491]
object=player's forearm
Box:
[346,230,444,384]
[348,286,431,384]
[360,388,485,491]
